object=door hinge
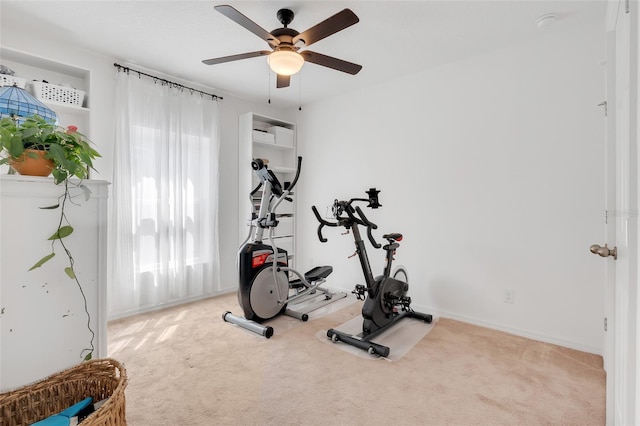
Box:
[604,317,608,331]
[605,209,609,225]
[598,101,608,116]
[626,0,630,14]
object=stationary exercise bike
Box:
[312,189,432,357]
[223,156,347,338]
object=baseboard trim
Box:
[281,284,603,355]
[413,303,603,356]
[107,291,231,321]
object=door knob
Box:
[590,243,617,260]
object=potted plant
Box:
[0,114,101,360]
[0,114,99,183]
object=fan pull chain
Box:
[298,73,302,111]
[268,67,271,104]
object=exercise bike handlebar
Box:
[311,205,335,243]
[311,199,381,249]
[353,205,381,249]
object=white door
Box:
[602,1,638,424]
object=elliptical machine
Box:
[223,156,347,338]
[312,189,432,357]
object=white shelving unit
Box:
[239,112,297,265]
[0,47,90,133]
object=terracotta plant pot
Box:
[9,149,55,177]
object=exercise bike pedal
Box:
[352,284,366,300]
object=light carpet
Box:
[226,289,356,335]
[108,291,605,426]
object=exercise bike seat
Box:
[383,233,403,242]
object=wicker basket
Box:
[0,358,127,426]
[31,81,85,107]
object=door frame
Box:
[604,0,638,424]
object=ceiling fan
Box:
[202,4,363,88]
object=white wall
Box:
[296,18,606,353]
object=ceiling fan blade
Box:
[300,51,362,75]
[293,9,359,47]
[215,5,279,45]
[202,51,271,65]
[276,74,290,88]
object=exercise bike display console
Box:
[312,190,432,357]
[223,156,347,338]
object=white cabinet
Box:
[239,112,297,264]
[0,176,108,391]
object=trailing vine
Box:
[30,179,95,360]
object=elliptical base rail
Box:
[222,311,274,338]
[285,287,348,320]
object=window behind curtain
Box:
[109,71,220,319]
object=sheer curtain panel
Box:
[109,71,220,318]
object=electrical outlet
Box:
[503,288,514,304]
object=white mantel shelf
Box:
[0,175,109,391]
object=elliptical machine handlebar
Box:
[288,156,303,193]
[250,156,302,202]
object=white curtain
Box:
[108,70,220,319]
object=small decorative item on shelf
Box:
[0,75,27,89]
[0,64,15,75]
[0,65,27,89]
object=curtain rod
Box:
[113,63,223,101]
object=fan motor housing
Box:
[269,27,299,48]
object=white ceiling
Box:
[0,1,606,108]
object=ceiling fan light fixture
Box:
[268,50,304,76]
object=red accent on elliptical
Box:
[252,252,270,268]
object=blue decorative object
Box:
[31,397,93,426]
[0,84,57,123]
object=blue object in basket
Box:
[31,397,93,426]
